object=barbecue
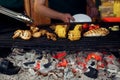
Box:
[0,4,120,80]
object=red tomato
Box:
[89,26,95,30]
[82,23,89,30]
[89,24,100,30]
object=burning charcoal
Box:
[80,74,94,80]
[48,72,58,80]
[107,64,119,77]
[76,57,86,71]
[28,49,36,54]
[84,66,98,79]
[28,68,36,76]
[41,50,48,56]
[74,70,82,79]
[12,48,25,55]
[34,60,41,71]
[70,78,80,80]
[86,52,102,62]
[57,59,68,67]
[39,59,56,75]
[97,70,110,80]
[52,51,67,60]
[43,62,52,68]
[56,72,63,78]
[113,77,120,80]
[87,58,97,69]
[1,50,120,80]
[98,76,110,80]
[14,55,25,61]
[0,59,20,75]
[67,56,75,66]
[91,61,95,66]
[36,55,43,60]
[24,52,36,61]
[64,67,74,80]
[97,61,106,70]
[115,71,120,79]
[104,54,120,66]
[23,61,35,68]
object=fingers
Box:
[63,13,75,23]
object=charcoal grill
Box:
[0,22,120,80]
[0,22,120,52]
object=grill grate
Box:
[0,22,120,51]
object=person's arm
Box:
[87,0,98,17]
[34,0,74,23]
[87,0,96,8]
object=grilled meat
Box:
[83,28,109,37]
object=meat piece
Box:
[83,28,109,37]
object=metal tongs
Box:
[0,5,33,24]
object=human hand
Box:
[60,13,75,23]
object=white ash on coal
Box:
[0,48,120,80]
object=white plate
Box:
[70,14,92,22]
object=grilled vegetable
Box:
[55,25,68,38]
[68,24,82,41]
[109,25,119,31]
[89,24,100,30]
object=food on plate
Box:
[83,27,109,37]
[55,25,68,38]
[68,24,82,41]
